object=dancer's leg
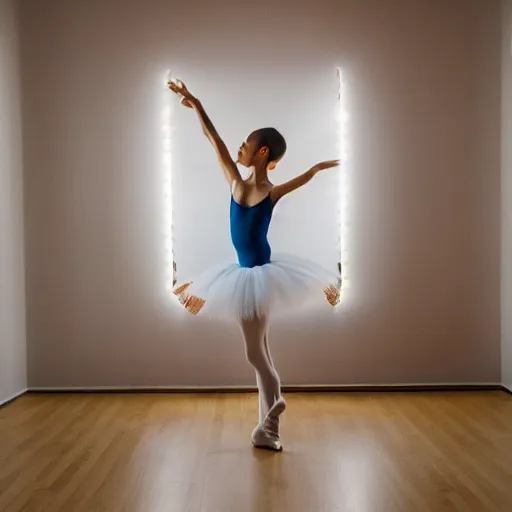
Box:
[239,315,281,417]
[261,331,278,421]
[239,315,286,450]
[263,332,275,372]
[256,329,279,422]
[255,374,265,423]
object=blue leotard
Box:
[230,195,273,268]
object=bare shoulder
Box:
[233,180,274,207]
[231,178,245,195]
[269,184,282,204]
[230,179,247,203]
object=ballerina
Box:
[168,78,340,451]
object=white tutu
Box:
[174,253,340,320]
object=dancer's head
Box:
[237,128,287,171]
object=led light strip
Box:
[337,68,350,291]
[162,71,175,294]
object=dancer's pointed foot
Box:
[251,397,287,451]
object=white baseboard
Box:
[0,388,27,407]
[27,382,503,394]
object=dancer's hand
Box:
[311,159,340,175]
[168,78,197,108]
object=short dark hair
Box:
[250,127,287,163]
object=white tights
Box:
[239,316,281,423]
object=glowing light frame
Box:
[163,68,350,299]
[162,71,175,294]
[336,67,350,292]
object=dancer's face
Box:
[236,134,261,167]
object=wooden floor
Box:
[1,392,512,512]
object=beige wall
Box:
[0,0,27,403]
[20,0,501,388]
[503,0,512,392]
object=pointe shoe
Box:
[251,397,287,451]
[268,397,287,417]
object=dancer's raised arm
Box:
[270,159,339,204]
[168,79,241,186]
